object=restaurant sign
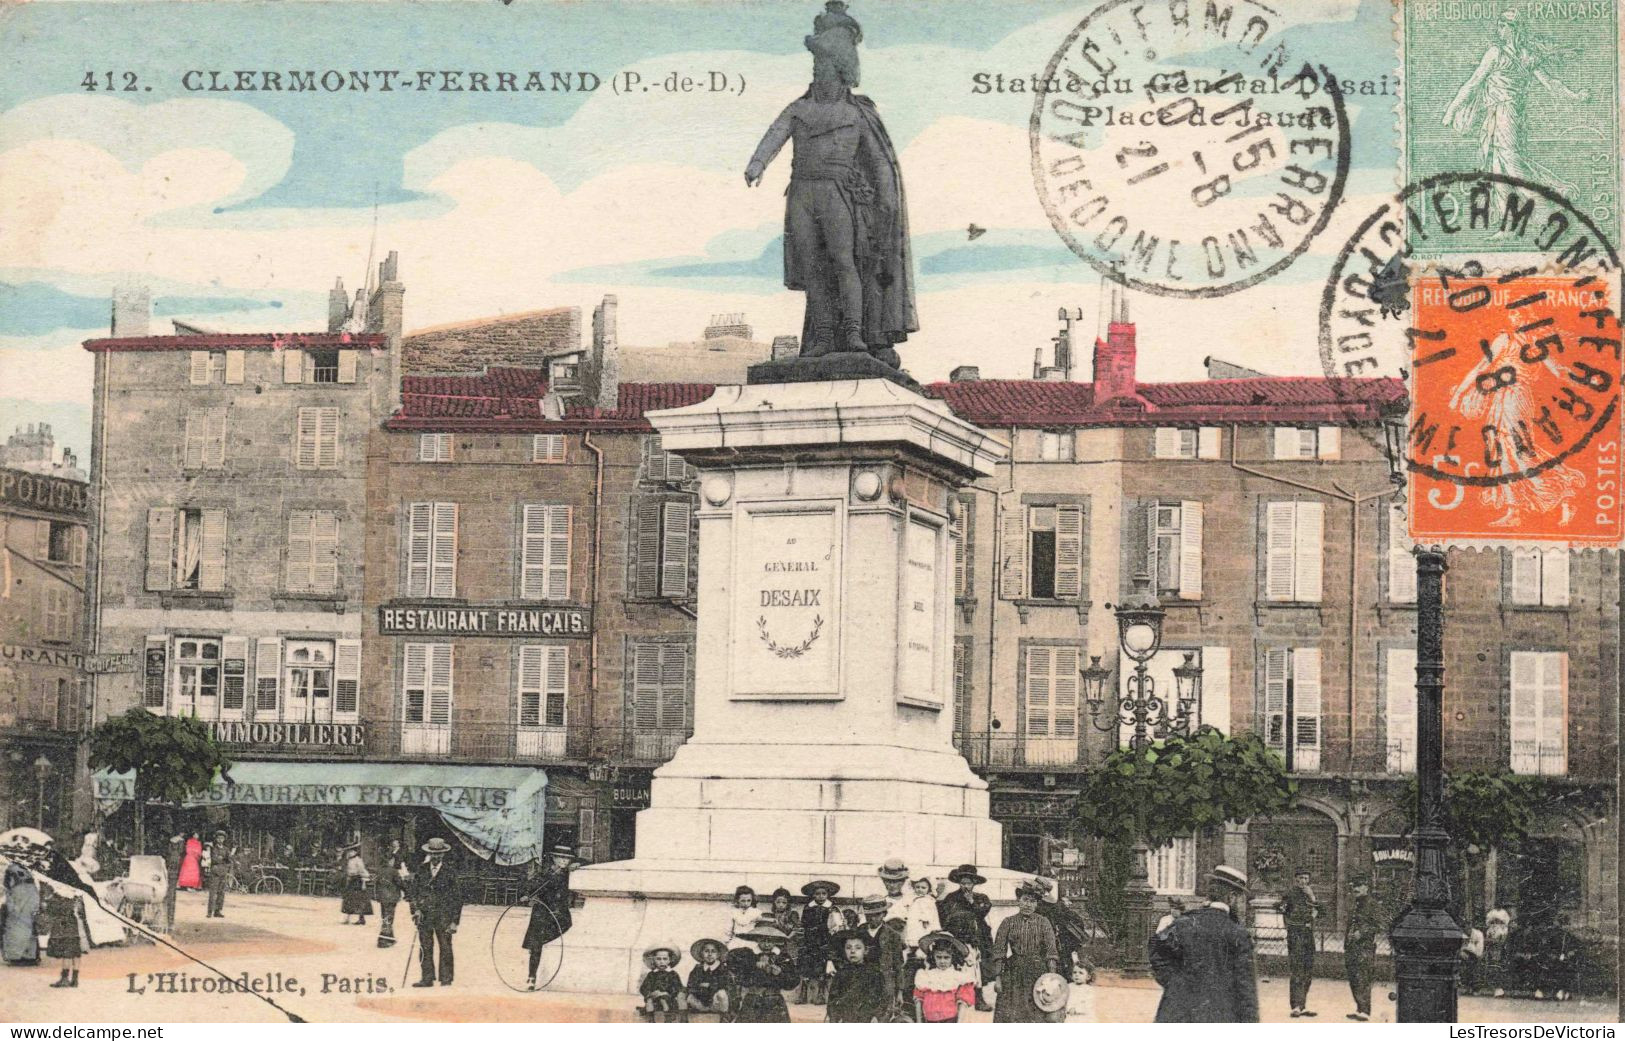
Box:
[208,720,365,747]
[379,604,591,637]
[94,772,514,810]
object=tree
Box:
[1402,769,1546,921]
[88,709,232,853]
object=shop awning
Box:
[93,762,548,867]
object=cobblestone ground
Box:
[2,892,1616,1024]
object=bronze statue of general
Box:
[745,2,916,367]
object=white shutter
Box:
[1273,428,1297,459]
[1154,428,1180,459]
[189,351,211,384]
[521,505,546,599]
[1000,506,1028,599]
[547,505,572,600]
[316,408,338,468]
[1293,647,1321,772]
[311,511,338,591]
[224,350,244,385]
[221,636,248,718]
[334,639,360,717]
[1540,548,1569,607]
[199,509,227,592]
[208,409,226,467]
[254,637,281,713]
[1178,501,1203,600]
[953,641,971,730]
[1509,652,1540,773]
[337,350,358,384]
[296,409,318,469]
[1200,646,1230,733]
[405,503,432,597]
[660,501,691,598]
[428,644,453,724]
[286,511,313,590]
[1054,505,1082,599]
[1317,426,1342,460]
[533,434,565,463]
[403,643,428,723]
[544,644,569,727]
[1510,549,1541,605]
[953,504,968,598]
[282,350,303,383]
[1052,645,1079,738]
[517,645,544,726]
[1025,646,1052,737]
[1385,647,1418,773]
[658,644,687,728]
[1388,505,1416,602]
[1197,427,1221,459]
[71,527,86,567]
[1294,501,1323,602]
[145,508,175,591]
[631,642,661,728]
[430,503,458,598]
[1538,653,1567,775]
[184,412,206,469]
[634,499,661,599]
[1265,502,1295,601]
[1263,648,1288,754]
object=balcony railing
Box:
[211,721,691,767]
[953,731,1093,771]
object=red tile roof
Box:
[388,370,717,432]
[926,377,1405,426]
[83,332,385,352]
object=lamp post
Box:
[1080,573,1202,977]
[1380,409,1464,1022]
[32,754,51,830]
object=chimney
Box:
[949,365,980,382]
[771,335,800,360]
[591,294,620,411]
[365,250,406,414]
[1092,287,1139,404]
[110,285,150,337]
[328,277,349,332]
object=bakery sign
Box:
[379,604,591,637]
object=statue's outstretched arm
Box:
[746,107,797,185]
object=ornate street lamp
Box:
[1380,407,1464,1021]
[32,754,51,829]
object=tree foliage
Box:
[1071,726,1297,848]
[88,709,232,849]
[1402,770,1547,854]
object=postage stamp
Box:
[1403,0,1619,256]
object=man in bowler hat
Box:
[410,837,463,986]
[1343,876,1380,1020]
[1149,865,1259,1022]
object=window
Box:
[403,644,454,744]
[255,638,281,713]
[1264,500,1323,602]
[404,502,458,598]
[953,496,974,599]
[1036,430,1073,461]
[1384,646,1417,773]
[296,408,339,469]
[1273,426,1341,460]
[1510,548,1569,607]
[521,504,572,600]
[418,433,453,463]
[43,587,75,642]
[281,349,356,384]
[1000,503,1084,600]
[1147,501,1203,600]
[1153,427,1220,460]
[642,436,696,484]
[172,637,221,717]
[633,499,693,599]
[221,636,247,717]
[1386,504,1416,603]
[46,521,82,566]
[308,350,340,383]
[286,510,339,592]
[1147,836,1197,894]
[188,351,225,385]
[1023,645,1079,741]
[145,507,227,592]
[518,645,568,727]
[183,409,227,469]
[1511,651,1567,775]
[283,640,335,723]
[533,434,566,463]
[1263,646,1321,772]
[630,641,687,732]
[953,638,973,732]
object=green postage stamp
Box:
[1404,0,1619,253]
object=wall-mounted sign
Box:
[1,644,83,671]
[208,720,365,747]
[83,653,137,674]
[379,604,591,637]
[0,467,89,517]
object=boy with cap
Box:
[205,830,231,918]
[799,880,843,1004]
[1344,876,1380,1021]
[1150,865,1258,1022]
[826,928,888,1022]
[1283,868,1320,1017]
[858,895,907,1013]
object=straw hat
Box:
[421,837,452,854]
[877,858,910,882]
[1033,972,1070,1013]
[1207,865,1249,893]
[690,938,727,963]
[739,922,791,946]
[801,879,841,898]
[860,895,888,914]
[642,943,682,969]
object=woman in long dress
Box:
[176,834,203,890]
[990,882,1060,1023]
[339,844,372,925]
[1,863,41,964]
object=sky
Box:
[0,0,1407,462]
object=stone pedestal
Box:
[554,380,1018,993]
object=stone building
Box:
[0,464,90,833]
[3,423,86,482]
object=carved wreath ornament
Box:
[757,614,823,658]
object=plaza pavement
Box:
[1,891,1616,1024]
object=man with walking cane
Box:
[409,837,462,987]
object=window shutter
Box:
[430,503,458,597]
[953,640,971,731]
[282,350,304,383]
[1317,426,1341,459]
[1200,646,1230,733]
[665,446,692,483]
[1263,648,1288,753]
[1052,645,1079,738]
[953,503,968,598]
[1388,505,1416,602]
[145,508,176,591]
[533,434,565,463]
[1054,505,1083,599]
[419,434,437,462]
[1385,647,1417,773]
[1510,549,1541,605]
[311,511,339,591]
[403,643,428,723]
[1025,646,1052,737]
[189,351,211,384]
[517,645,544,726]
[1273,428,1297,459]
[631,642,661,728]
[335,639,361,716]
[224,350,245,384]
[255,637,281,713]
[208,409,226,467]
[658,643,686,728]
[71,527,86,567]
[1000,505,1027,600]
[1154,428,1180,459]
[316,408,338,468]
[406,503,432,597]
[296,409,318,469]
[221,636,248,714]
[1265,502,1295,601]
[1197,427,1221,459]
[634,499,662,599]
[1540,548,1569,607]
[184,412,206,469]
[1294,501,1323,602]
[521,505,547,599]
[144,635,168,708]
[286,510,313,590]
[548,505,573,600]
[1178,501,1203,600]
[337,350,358,383]
[199,509,227,591]
[1510,652,1540,773]
[428,644,453,724]
[1538,653,1567,775]
[544,645,569,727]
[1292,647,1321,772]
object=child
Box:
[904,877,942,951]
[686,938,733,1018]
[734,923,798,1022]
[1063,963,1095,1023]
[798,880,843,1004]
[44,887,88,989]
[638,944,684,1021]
[724,886,758,949]
[942,908,984,1007]
[827,930,887,1023]
[912,931,976,1023]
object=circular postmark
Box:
[1320,171,1623,494]
[1030,0,1351,298]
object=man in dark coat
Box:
[857,896,907,1013]
[375,838,409,949]
[205,830,230,918]
[1344,876,1380,1021]
[937,864,993,1011]
[162,833,184,932]
[520,844,578,989]
[409,837,463,987]
[1150,865,1259,1023]
[1282,869,1320,1016]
